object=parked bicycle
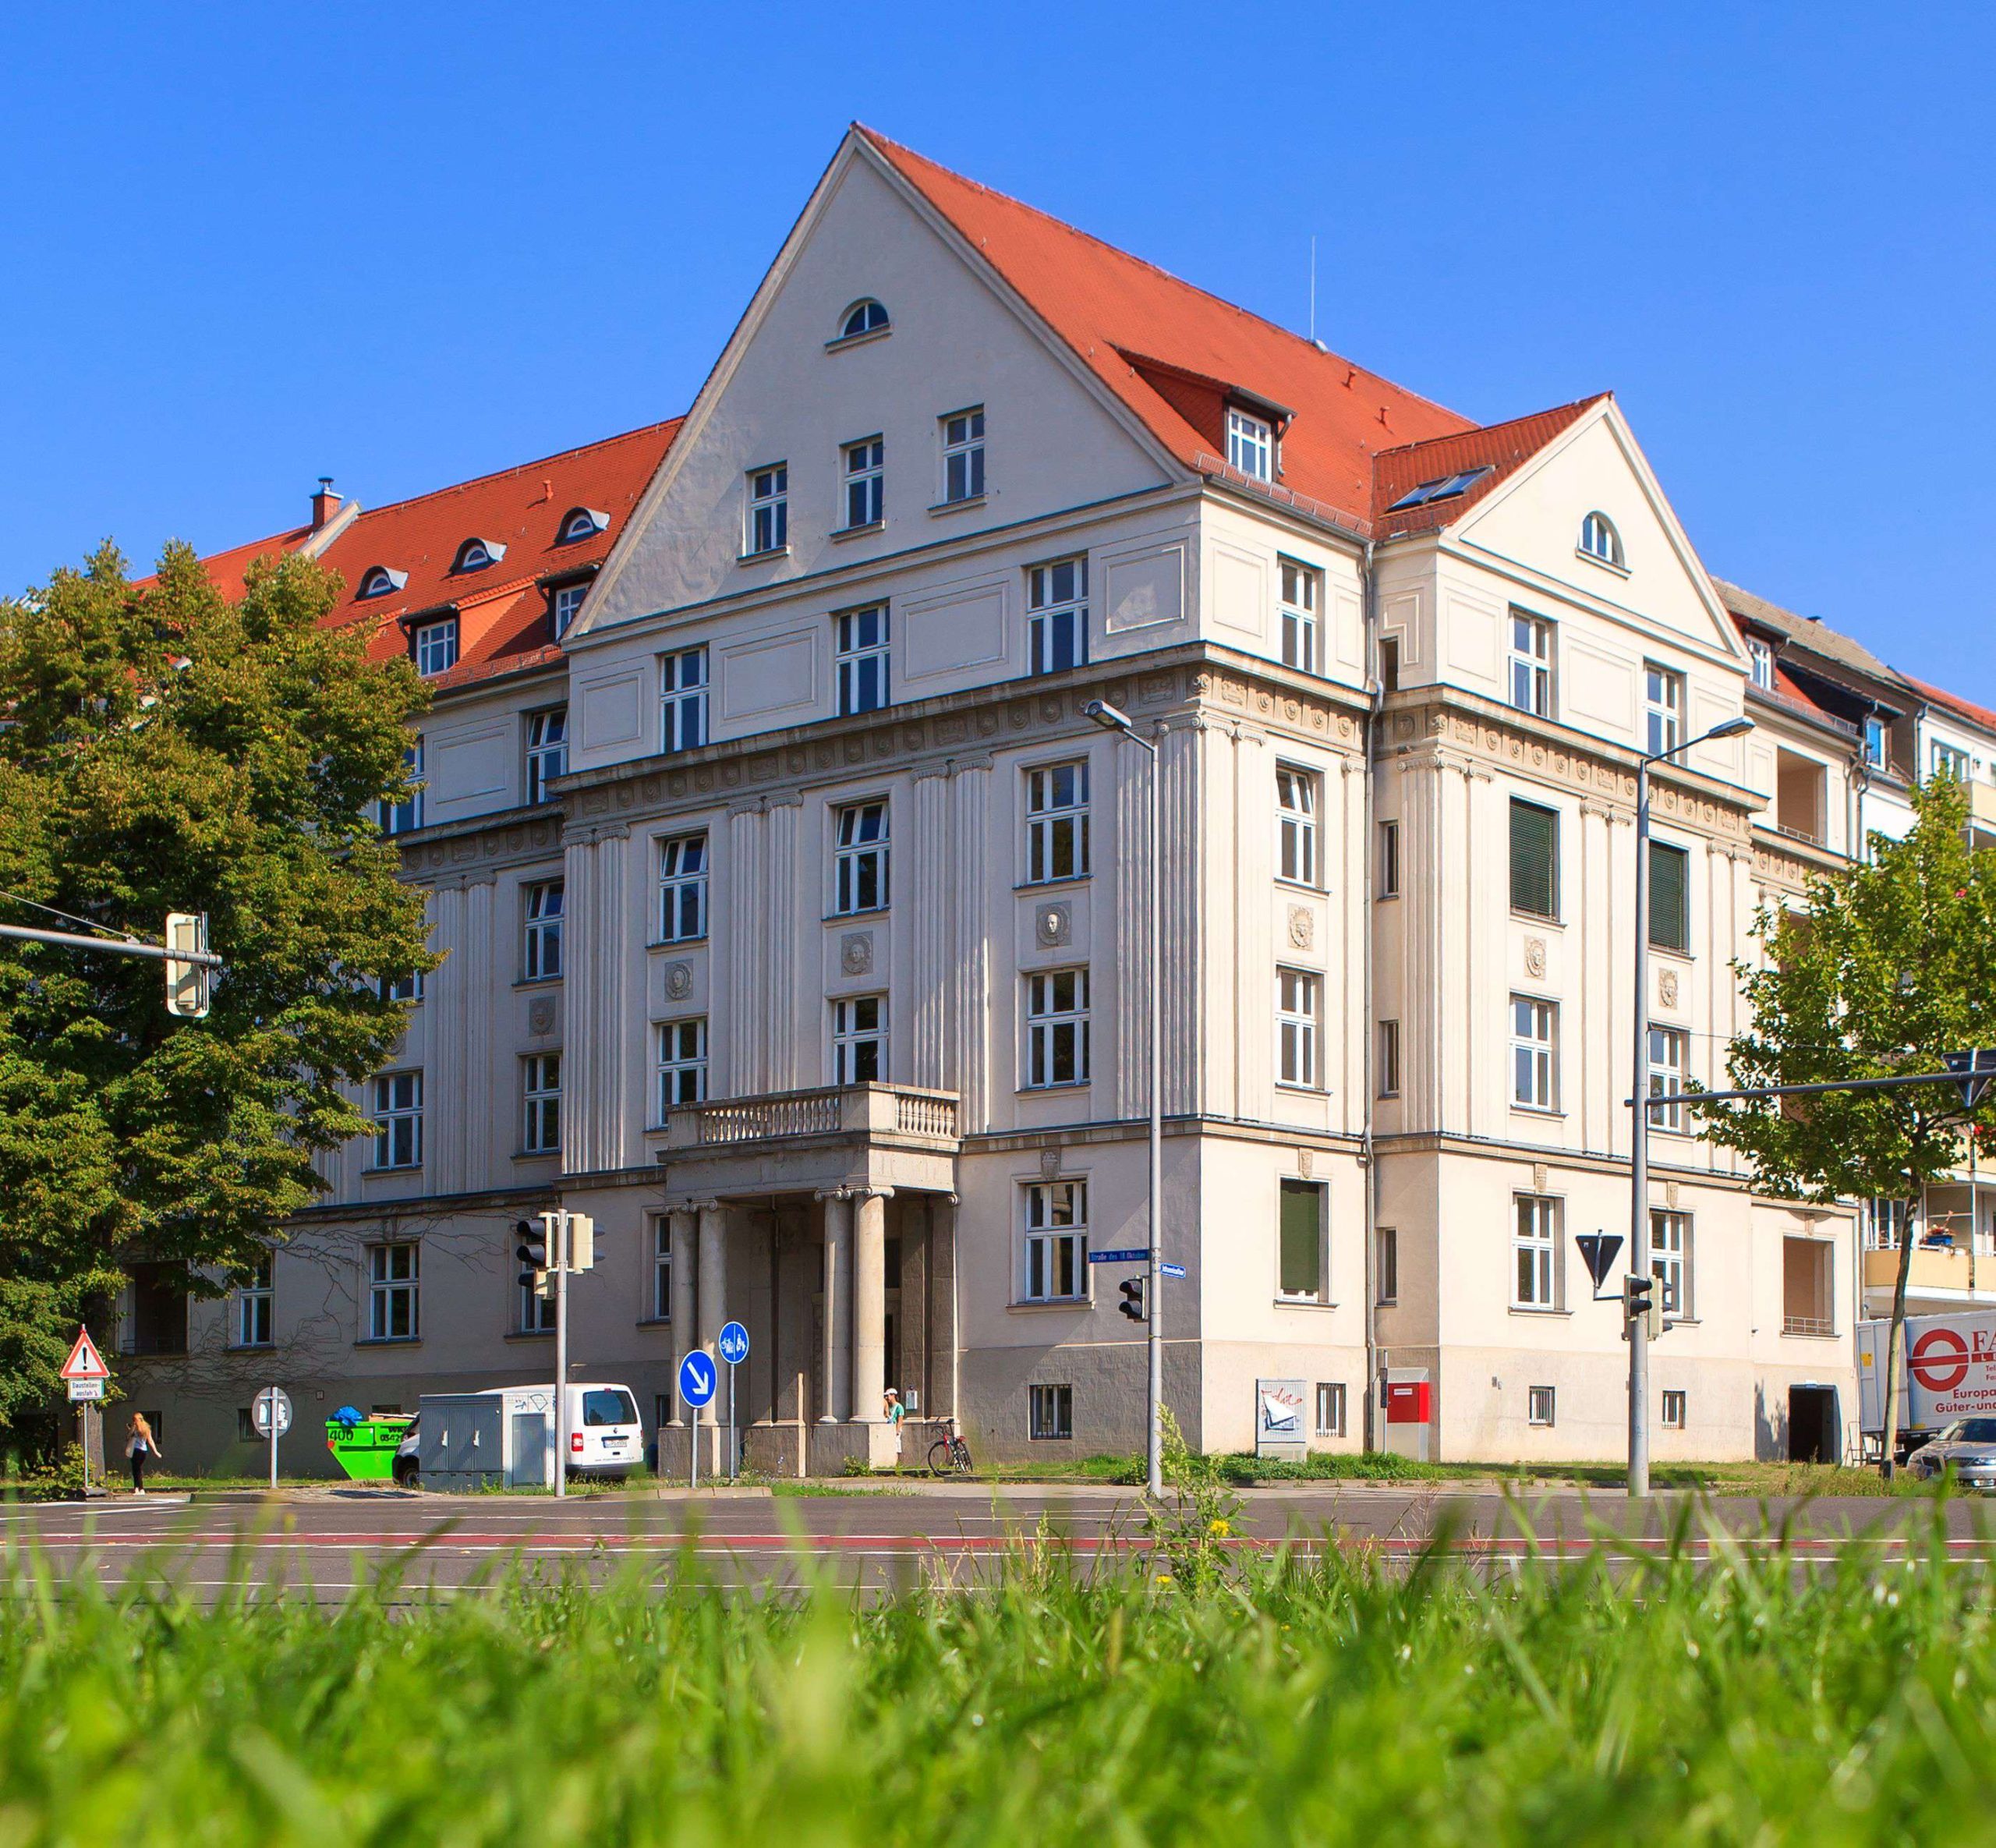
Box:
[927,1425,973,1477]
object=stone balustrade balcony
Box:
[655,1082,961,1198]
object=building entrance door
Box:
[1788,1385,1837,1464]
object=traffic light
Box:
[1623,1273,1663,1341]
[567,1213,596,1273]
[165,912,211,1019]
[515,1219,550,1297]
[1118,1276,1146,1324]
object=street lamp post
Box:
[1085,699,1165,1499]
[1629,713,1754,1498]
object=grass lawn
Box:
[0,1497,1990,1843]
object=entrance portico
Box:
[652,1083,960,1474]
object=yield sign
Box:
[59,1326,109,1382]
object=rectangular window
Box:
[1276,765,1319,886]
[942,408,986,503]
[1278,969,1320,1088]
[1647,1025,1688,1134]
[1661,1388,1687,1430]
[522,1051,561,1155]
[831,994,887,1085]
[379,968,422,1004]
[1645,661,1684,756]
[1025,761,1089,883]
[1315,1382,1347,1439]
[841,435,884,529]
[415,618,458,678]
[1026,558,1088,675]
[518,1261,555,1334]
[1508,613,1552,717]
[652,1216,673,1321]
[522,879,564,981]
[656,832,709,943]
[1651,1209,1692,1319]
[1025,968,1090,1088]
[526,706,568,805]
[1226,406,1272,481]
[1023,1180,1088,1302]
[1509,798,1559,919]
[1863,714,1889,770]
[1934,741,1973,782]
[836,604,890,714]
[1377,1020,1401,1098]
[1279,1177,1325,1300]
[366,1242,419,1341]
[1378,819,1400,898]
[1377,1227,1399,1305]
[1527,1385,1555,1427]
[1649,840,1690,952]
[1864,1198,1913,1251]
[1028,1382,1074,1439]
[654,1018,709,1121]
[833,800,890,915]
[746,463,789,554]
[371,1071,423,1170]
[380,739,423,836]
[1378,634,1400,693]
[552,583,587,639]
[1746,636,1774,691]
[1279,558,1320,674]
[1513,1195,1560,1309]
[233,1255,273,1349]
[1510,997,1556,1111]
[660,646,708,753]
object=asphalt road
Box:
[5,1481,1991,1598]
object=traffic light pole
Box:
[1629,756,1653,1499]
[551,1209,568,1500]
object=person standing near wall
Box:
[126,1413,161,1494]
[883,1387,904,1472]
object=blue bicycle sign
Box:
[717,1321,749,1366]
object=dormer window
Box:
[414,618,458,677]
[1746,635,1775,692]
[1226,407,1273,482]
[357,565,407,599]
[453,538,507,573]
[836,299,890,342]
[558,508,608,543]
[1579,512,1625,569]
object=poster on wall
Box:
[1255,1378,1308,1456]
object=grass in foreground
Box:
[1,1502,1994,1843]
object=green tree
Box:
[1697,774,1996,1474]
[0,540,434,1428]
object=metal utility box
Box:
[1382,1371,1432,1462]
[1255,1378,1308,1457]
[417,1387,554,1491]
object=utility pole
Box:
[551,1209,568,1500]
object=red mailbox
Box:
[1384,1379,1432,1425]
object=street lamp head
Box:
[1083,699,1134,734]
[1707,715,1755,741]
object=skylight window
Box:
[357,565,407,599]
[558,508,608,543]
[1384,466,1493,513]
[837,299,890,342]
[454,538,507,572]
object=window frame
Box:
[1513,1195,1562,1311]
[834,604,890,715]
[1578,512,1624,568]
[656,831,710,944]
[1746,635,1775,692]
[1660,1388,1688,1430]
[1025,760,1090,884]
[1863,714,1890,770]
[522,877,564,982]
[1276,763,1320,887]
[836,299,890,342]
[1509,996,1558,1113]
[1933,740,1973,783]
[745,462,790,556]
[380,738,424,836]
[1527,1385,1556,1427]
[370,1071,423,1170]
[414,617,458,678]
[652,1215,673,1322]
[1507,612,1554,717]
[833,799,890,916]
[521,1050,561,1156]
[1021,1180,1088,1304]
[232,1255,274,1350]
[659,646,709,754]
[366,1241,420,1342]
[1278,1176,1327,1302]
[1315,1381,1347,1439]
[1648,838,1691,953]
[1028,1382,1074,1440]
[1644,660,1685,757]
[1377,1019,1401,1098]
[1226,405,1273,481]
[1376,1226,1399,1305]
[941,406,986,504]
[1647,1024,1690,1135]
[1277,968,1321,1089]
[653,1018,710,1123]
[1378,819,1400,898]
[841,434,885,531]
[831,993,888,1085]
[1026,558,1088,676]
[1651,1209,1692,1319]
[1508,798,1560,920]
[551,582,587,638]
[525,706,568,806]
[1024,967,1091,1089]
[1279,557,1320,674]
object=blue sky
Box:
[3,5,1991,698]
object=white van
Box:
[407,1383,643,1490]
[562,1383,644,1480]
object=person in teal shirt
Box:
[883,1386,905,1470]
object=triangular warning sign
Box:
[59,1326,108,1382]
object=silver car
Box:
[1906,1417,1996,1489]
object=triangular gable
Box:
[1446,397,1746,667]
[1372,396,1605,536]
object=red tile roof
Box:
[859,126,1474,533]
[1371,397,1608,536]
[1903,674,1996,739]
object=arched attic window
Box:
[357,565,407,599]
[453,537,508,573]
[558,507,608,543]
[1579,512,1625,568]
[836,299,890,342]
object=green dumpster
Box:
[325,1415,412,1482]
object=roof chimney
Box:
[312,477,340,530]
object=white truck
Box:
[412,1383,643,1491]
[1856,1310,1996,1457]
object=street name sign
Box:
[1087,1248,1148,1265]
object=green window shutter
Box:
[1649,841,1690,952]
[1279,1180,1322,1297]
[1509,800,1559,919]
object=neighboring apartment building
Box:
[125,126,1903,1471]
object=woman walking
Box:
[126,1413,161,1494]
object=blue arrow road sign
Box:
[717,1320,750,1366]
[1160,1262,1187,1280]
[1087,1248,1149,1265]
[678,1350,717,1409]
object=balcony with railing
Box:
[660,1082,960,1154]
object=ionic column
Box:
[696,1200,727,1353]
[818,1191,852,1422]
[667,1205,697,1423]
[851,1188,891,1422]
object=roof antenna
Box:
[1308,235,1316,345]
